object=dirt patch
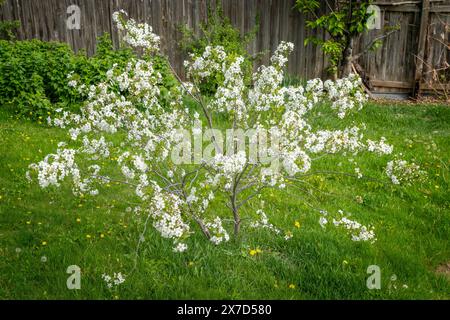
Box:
[436,262,450,278]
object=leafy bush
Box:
[0,40,74,120]
[0,33,177,120]
[180,2,259,95]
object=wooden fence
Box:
[1,0,449,95]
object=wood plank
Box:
[371,79,414,88]
[413,0,431,96]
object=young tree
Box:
[295,0,397,79]
[28,11,424,253]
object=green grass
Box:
[0,102,449,299]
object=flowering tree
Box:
[27,11,425,253]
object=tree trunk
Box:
[340,37,354,77]
[231,194,241,237]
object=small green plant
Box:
[180,1,260,95]
[0,0,20,40]
[295,0,398,78]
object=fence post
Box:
[413,0,430,98]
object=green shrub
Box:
[180,1,260,95]
[0,33,177,120]
[0,39,76,120]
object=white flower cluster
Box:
[333,215,376,243]
[102,272,126,288]
[113,10,160,52]
[205,217,230,245]
[367,137,393,155]
[27,146,77,188]
[318,210,376,243]
[386,159,426,185]
[149,185,190,252]
[270,41,294,68]
[207,151,248,190]
[250,209,281,235]
[184,46,227,79]
[210,56,247,121]
[324,74,367,119]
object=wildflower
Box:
[76,218,81,223]
[294,221,301,228]
[355,195,363,204]
[102,272,126,288]
[284,231,293,240]
[41,256,47,263]
[288,284,296,289]
[249,249,257,256]
[41,241,47,246]
[173,243,188,253]
[86,234,92,239]
[319,217,328,228]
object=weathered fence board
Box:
[1,0,449,95]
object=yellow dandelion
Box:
[256,248,262,253]
[188,261,194,267]
[86,234,92,239]
[100,233,105,238]
[41,241,47,246]
[288,284,296,289]
[294,221,300,229]
[76,218,81,223]
[249,249,257,256]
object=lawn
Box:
[0,101,449,299]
